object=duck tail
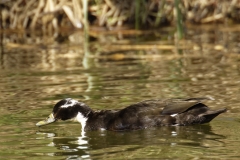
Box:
[200,108,227,123]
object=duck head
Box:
[36,98,93,127]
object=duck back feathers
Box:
[86,97,226,131]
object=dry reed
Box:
[1,0,240,32]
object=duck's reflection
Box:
[36,124,226,159]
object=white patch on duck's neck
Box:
[73,112,88,136]
[61,99,78,108]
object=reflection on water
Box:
[35,124,226,159]
[0,26,240,159]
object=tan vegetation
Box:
[1,0,240,32]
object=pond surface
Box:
[0,25,240,159]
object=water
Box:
[0,26,240,159]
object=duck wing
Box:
[161,97,212,115]
[129,97,212,115]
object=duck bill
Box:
[36,113,56,127]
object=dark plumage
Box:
[36,97,227,132]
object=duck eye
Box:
[67,101,72,104]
